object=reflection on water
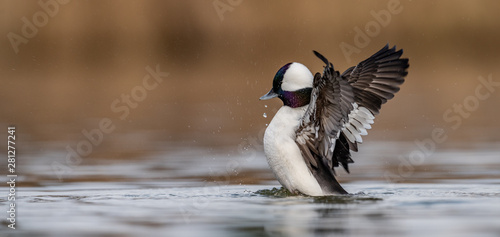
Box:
[1,141,500,236]
[255,187,383,204]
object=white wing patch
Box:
[296,125,313,145]
[342,103,374,144]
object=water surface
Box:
[1,142,499,236]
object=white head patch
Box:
[281,62,314,91]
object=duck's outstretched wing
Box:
[340,45,409,153]
[295,50,355,190]
[296,45,409,181]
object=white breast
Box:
[263,106,324,196]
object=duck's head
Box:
[260,62,314,108]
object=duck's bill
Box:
[259,89,278,100]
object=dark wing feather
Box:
[342,44,409,115]
[338,45,409,154]
[296,51,354,178]
[333,133,354,173]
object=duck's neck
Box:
[279,88,312,108]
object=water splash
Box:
[255,187,294,197]
[255,187,382,203]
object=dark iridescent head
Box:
[260,62,314,108]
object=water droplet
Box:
[265,123,268,127]
[264,105,268,108]
[263,113,267,118]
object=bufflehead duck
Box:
[260,45,409,196]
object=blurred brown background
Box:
[1,0,499,157]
